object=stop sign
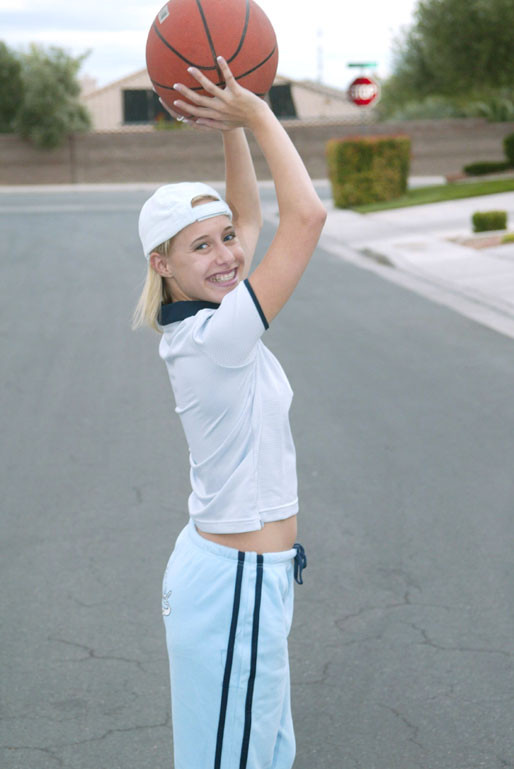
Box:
[348,76,380,106]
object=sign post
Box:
[347,62,380,107]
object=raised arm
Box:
[242,104,327,324]
[157,95,262,279]
[222,128,263,279]
[172,57,327,324]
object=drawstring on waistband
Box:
[293,543,307,584]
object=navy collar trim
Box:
[157,279,269,329]
[158,298,220,326]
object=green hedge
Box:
[504,132,514,166]
[472,210,507,232]
[326,135,411,207]
[463,132,514,176]
[463,161,511,175]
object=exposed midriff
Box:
[195,514,297,554]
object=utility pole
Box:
[317,28,324,83]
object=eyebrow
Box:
[190,224,234,246]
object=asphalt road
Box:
[1,186,513,769]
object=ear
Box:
[149,251,173,278]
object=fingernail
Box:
[187,67,194,73]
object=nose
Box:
[213,241,233,264]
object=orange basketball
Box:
[146,0,278,116]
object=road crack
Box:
[48,636,147,671]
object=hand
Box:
[156,97,213,131]
[152,81,214,131]
[171,56,269,132]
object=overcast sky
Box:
[1,0,419,90]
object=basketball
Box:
[146,0,278,116]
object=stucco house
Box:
[80,68,377,130]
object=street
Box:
[1,185,513,769]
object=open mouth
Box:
[207,268,238,285]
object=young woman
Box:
[133,57,326,769]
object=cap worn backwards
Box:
[138,182,233,260]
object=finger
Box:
[216,56,238,89]
[191,119,223,132]
[173,81,218,108]
[173,99,225,121]
[186,66,222,96]
[195,118,233,131]
[158,98,186,121]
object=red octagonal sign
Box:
[348,76,380,106]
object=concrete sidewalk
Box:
[318,178,514,339]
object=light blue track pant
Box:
[161,518,307,769]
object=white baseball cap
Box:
[138,182,233,260]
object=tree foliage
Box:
[377,0,514,119]
[0,42,23,132]
[2,42,91,148]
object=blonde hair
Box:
[132,194,222,334]
[131,238,175,333]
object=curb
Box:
[357,241,514,321]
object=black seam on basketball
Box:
[234,45,277,81]
[152,78,208,92]
[152,22,217,70]
[227,0,250,65]
[153,82,265,95]
[196,0,223,83]
[151,45,277,92]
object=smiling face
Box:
[151,214,245,304]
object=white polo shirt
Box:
[158,278,299,533]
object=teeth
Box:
[210,269,236,283]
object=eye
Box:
[224,231,236,242]
[194,242,208,251]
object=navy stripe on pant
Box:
[162,519,306,769]
[215,551,245,769]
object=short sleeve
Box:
[191,278,269,367]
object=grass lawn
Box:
[351,177,514,213]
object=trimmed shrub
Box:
[326,134,411,208]
[462,131,514,176]
[504,132,514,166]
[472,211,507,232]
[501,232,514,243]
[463,161,511,175]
